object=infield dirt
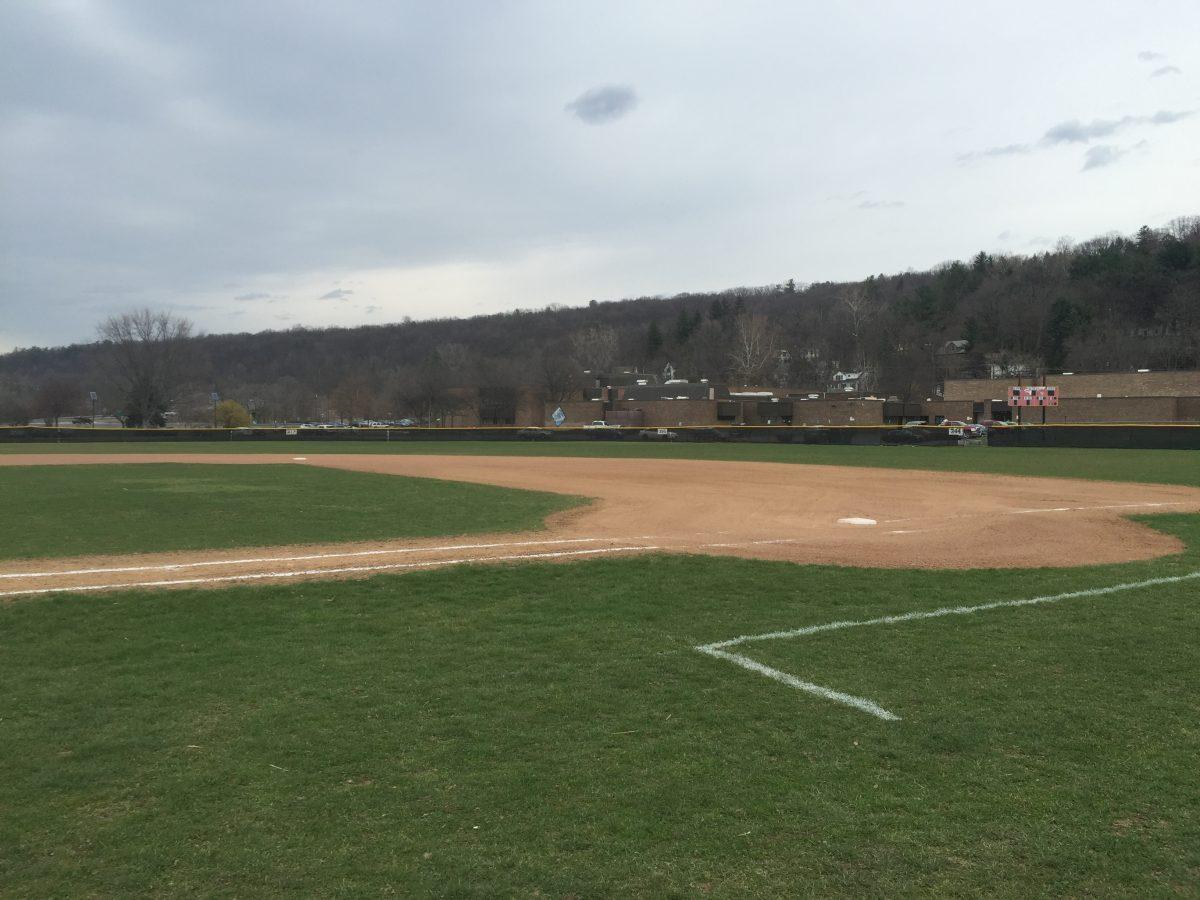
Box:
[3,452,1200,596]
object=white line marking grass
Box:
[0,545,658,599]
[881,500,1184,525]
[0,536,637,580]
[695,569,1200,722]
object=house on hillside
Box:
[830,370,866,393]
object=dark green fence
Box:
[3,424,1196,448]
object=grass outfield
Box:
[3,516,1199,895]
[3,439,1199,488]
[0,464,581,560]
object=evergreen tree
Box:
[646,321,664,360]
[673,309,695,345]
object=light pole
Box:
[89,391,97,427]
[211,391,219,428]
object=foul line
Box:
[0,545,658,599]
[0,536,652,580]
[881,500,1183,525]
[695,569,1200,721]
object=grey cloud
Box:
[4,2,1200,351]
[956,142,1032,162]
[1138,50,1166,61]
[565,85,638,124]
[1042,118,1127,144]
[858,200,905,209]
[1148,110,1191,124]
[234,291,270,301]
[1042,110,1191,144]
[1151,65,1182,77]
[963,109,1192,162]
[319,288,353,300]
[1081,145,1127,170]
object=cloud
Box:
[1137,50,1166,62]
[234,291,270,301]
[1148,109,1192,124]
[1042,117,1131,144]
[1151,65,1182,77]
[857,199,905,209]
[956,143,1032,162]
[1081,145,1127,170]
[565,85,638,124]
[963,109,1193,162]
[319,288,353,300]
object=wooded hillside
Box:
[1,217,1197,424]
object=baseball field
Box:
[3,442,1200,895]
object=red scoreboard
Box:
[1008,386,1059,407]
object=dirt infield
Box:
[4,452,1200,597]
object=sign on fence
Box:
[1008,386,1058,407]
[551,407,566,426]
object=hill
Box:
[1,217,1197,424]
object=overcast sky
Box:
[2,1,1198,352]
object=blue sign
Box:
[551,407,566,427]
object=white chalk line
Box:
[695,568,1200,721]
[0,545,659,599]
[698,647,901,721]
[0,532,832,582]
[0,535,654,580]
[881,500,1183,525]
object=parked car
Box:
[638,427,678,441]
[941,420,986,438]
[690,427,729,442]
[517,427,553,440]
[583,420,620,430]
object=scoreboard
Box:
[1008,386,1058,407]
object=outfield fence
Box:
[2,423,1198,448]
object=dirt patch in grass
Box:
[3,453,1200,597]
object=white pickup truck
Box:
[583,420,620,430]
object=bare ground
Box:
[4,452,1200,598]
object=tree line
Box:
[1,217,1197,425]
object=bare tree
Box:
[687,318,731,381]
[97,309,195,427]
[393,356,466,425]
[0,376,34,425]
[728,314,779,385]
[35,377,81,426]
[537,347,581,402]
[570,324,618,374]
[840,285,877,373]
[331,373,377,423]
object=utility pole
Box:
[89,391,97,427]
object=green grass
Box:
[4,446,1200,894]
[0,464,582,560]
[3,517,1200,895]
[4,438,1199,488]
